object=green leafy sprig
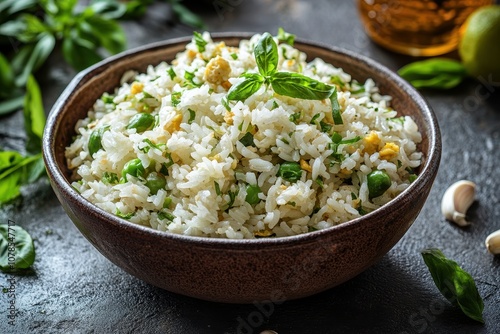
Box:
[421,248,484,323]
[227,32,343,124]
[0,0,205,116]
[0,75,46,205]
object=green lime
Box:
[459,5,500,81]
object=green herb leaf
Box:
[62,37,102,72]
[170,1,206,29]
[188,108,196,124]
[227,73,264,101]
[277,161,302,183]
[84,15,126,55]
[398,58,467,89]
[270,72,334,100]
[90,0,128,19]
[330,89,343,124]
[254,32,279,76]
[15,32,55,87]
[221,97,230,111]
[184,70,201,87]
[239,132,255,147]
[167,67,176,80]
[193,31,207,53]
[116,208,134,219]
[0,152,43,204]
[214,181,221,196]
[0,224,35,272]
[171,91,181,107]
[158,211,175,221]
[421,248,484,323]
[0,53,14,94]
[24,75,46,154]
[276,27,295,46]
[0,95,25,116]
[23,155,46,183]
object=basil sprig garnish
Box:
[421,248,484,323]
[227,31,343,124]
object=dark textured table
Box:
[1,1,499,333]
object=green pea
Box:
[367,170,392,199]
[277,162,302,183]
[88,125,110,157]
[126,113,155,133]
[245,184,261,205]
[122,158,145,181]
[145,172,167,194]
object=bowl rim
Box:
[43,32,441,248]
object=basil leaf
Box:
[398,58,467,89]
[330,89,343,125]
[62,37,102,71]
[170,1,206,29]
[0,151,24,173]
[276,27,295,46]
[0,224,35,272]
[23,155,46,183]
[421,248,484,323]
[0,0,37,15]
[0,152,42,204]
[23,75,46,154]
[270,72,334,100]
[0,53,14,93]
[15,32,55,87]
[90,0,127,19]
[0,20,26,38]
[0,95,25,116]
[227,73,264,101]
[84,15,126,55]
[254,32,278,76]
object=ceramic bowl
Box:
[42,33,441,303]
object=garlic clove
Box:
[441,180,476,226]
[485,230,500,255]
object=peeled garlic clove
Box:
[485,230,500,255]
[441,180,476,226]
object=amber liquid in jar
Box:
[357,0,494,56]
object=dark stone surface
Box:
[1,1,499,333]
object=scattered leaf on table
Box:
[421,248,484,323]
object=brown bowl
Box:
[42,33,441,303]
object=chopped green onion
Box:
[167,67,177,80]
[188,108,196,124]
[239,132,255,147]
[193,31,208,53]
[277,162,302,183]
